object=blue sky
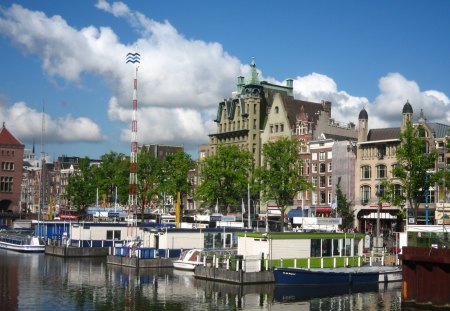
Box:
[1,1,450,161]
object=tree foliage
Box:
[393,121,438,223]
[334,177,354,232]
[163,150,196,200]
[66,150,195,218]
[255,137,312,231]
[195,144,253,213]
[66,157,96,211]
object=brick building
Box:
[0,123,24,213]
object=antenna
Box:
[39,100,46,237]
[126,51,141,215]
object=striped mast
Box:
[126,51,140,215]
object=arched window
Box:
[376,165,387,179]
[360,185,370,204]
[275,106,279,113]
[361,166,371,179]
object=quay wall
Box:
[195,266,274,284]
[45,245,108,257]
[401,246,450,307]
[106,255,174,268]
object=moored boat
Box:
[0,230,46,253]
[274,265,402,286]
[173,249,203,271]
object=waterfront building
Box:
[353,101,450,245]
[0,123,24,214]
[204,59,358,217]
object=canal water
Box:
[0,249,419,310]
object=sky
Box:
[1,1,450,161]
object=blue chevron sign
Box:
[126,52,141,63]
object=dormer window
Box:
[275,106,279,114]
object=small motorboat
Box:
[173,249,203,271]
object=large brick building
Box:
[0,123,24,213]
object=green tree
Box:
[334,177,354,232]
[66,157,96,211]
[195,144,253,213]
[255,137,312,231]
[163,150,196,210]
[137,151,163,221]
[430,134,450,202]
[393,121,438,223]
[94,152,129,207]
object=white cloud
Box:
[291,73,370,126]
[371,73,450,128]
[0,1,449,157]
[0,1,241,152]
[0,101,104,143]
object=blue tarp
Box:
[287,209,303,218]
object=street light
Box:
[375,184,382,251]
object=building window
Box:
[312,176,317,187]
[320,176,326,187]
[361,166,371,179]
[270,125,273,133]
[328,162,332,172]
[393,184,402,198]
[319,163,326,173]
[106,230,122,240]
[312,153,318,161]
[320,191,326,204]
[1,162,14,171]
[312,163,318,173]
[360,185,370,204]
[305,160,310,175]
[275,124,279,132]
[275,106,279,113]
[376,165,387,179]
[377,144,386,159]
[319,152,325,161]
[0,176,13,192]
[312,192,317,204]
[391,164,401,178]
[328,176,332,187]
[327,151,332,159]
[280,124,284,132]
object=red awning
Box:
[315,207,332,213]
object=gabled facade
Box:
[0,123,24,213]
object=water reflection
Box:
[0,249,408,311]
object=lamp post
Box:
[375,184,382,250]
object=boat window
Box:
[332,239,339,256]
[322,239,332,257]
[310,239,321,257]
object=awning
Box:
[287,209,303,218]
[361,212,397,219]
[314,207,332,214]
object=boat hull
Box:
[0,241,45,253]
[274,266,402,286]
[172,260,198,271]
[0,232,46,253]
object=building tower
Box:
[401,100,413,132]
[126,52,140,213]
[357,107,368,143]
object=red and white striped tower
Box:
[126,52,140,214]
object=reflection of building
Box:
[0,123,24,213]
